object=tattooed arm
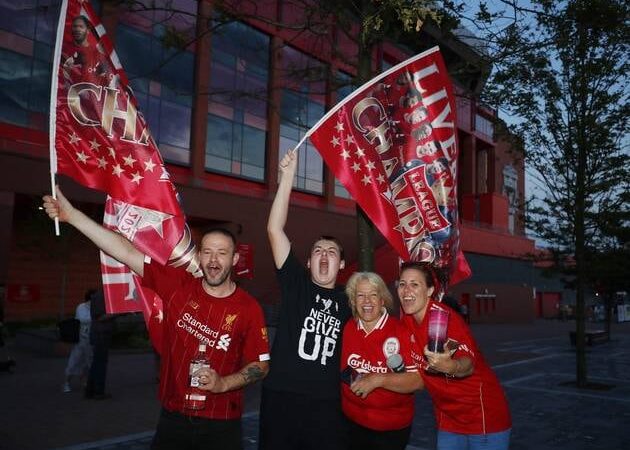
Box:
[196,361,269,394]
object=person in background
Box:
[63,289,94,393]
[85,289,114,399]
[260,149,351,450]
[398,262,511,450]
[341,272,423,450]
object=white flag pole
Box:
[48,0,69,236]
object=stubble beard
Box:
[203,265,232,287]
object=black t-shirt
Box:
[264,251,351,399]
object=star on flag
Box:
[89,139,101,151]
[112,164,124,177]
[68,132,81,145]
[76,151,89,163]
[144,159,156,172]
[131,171,144,184]
[123,154,137,167]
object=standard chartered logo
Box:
[216,334,232,351]
[176,313,232,352]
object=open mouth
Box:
[401,297,415,308]
[207,265,222,277]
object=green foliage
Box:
[484,0,629,386]
[315,0,457,51]
[486,0,629,259]
[161,25,189,50]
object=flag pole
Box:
[49,0,69,236]
[293,130,313,152]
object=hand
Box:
[423,344,456,374]
[278,149,298,178]
[349,373,382,399]
[195,367,226,393]
[63,56,75,69]
[42,185,76,223]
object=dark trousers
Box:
[152,408,242,450]
[347,419,411,450]
[258,387,348,450]
[85,342,108,396]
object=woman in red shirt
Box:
[398,262,511,450]
[341,271,423,450]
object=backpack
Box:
[58,318,80,343]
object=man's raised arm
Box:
[267,149,298,269]
[42,185,145,276]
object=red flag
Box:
[49,0,200,348]
[308,47,471,288]
[101,197,165,350]
[50,0,181,218]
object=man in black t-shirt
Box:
[260,149,351,450]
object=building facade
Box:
[1,0,549,323]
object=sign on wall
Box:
[235,243,254,279]
[7,284,40,303]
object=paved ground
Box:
[1,319,629,450]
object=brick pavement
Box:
[1,319,629,450]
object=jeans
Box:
[437,429,511,450]
[258,388,347,450]
[85,342,108,396]
[152,408,242,450]
[346,419,410,450]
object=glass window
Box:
[0,0,37,39]
[34,0,62,43]
[206,21,269,181]
[117,1,196,165]
[278,46,328,194]
[475,113,494,138]
[0,0,61,130]
[333,71,355,103]
[0,50,32,127]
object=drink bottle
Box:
[427,307,449,353]
[184,343,210,410]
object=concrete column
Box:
[190,0,213,182]
[265,36,283,194]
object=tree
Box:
[484,0,629,387]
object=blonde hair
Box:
[345,271,393,317]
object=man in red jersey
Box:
[43,186,270,450]
[62,15,108,85]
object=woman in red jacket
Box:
[341,271,423,450]
[398,262,511,450]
